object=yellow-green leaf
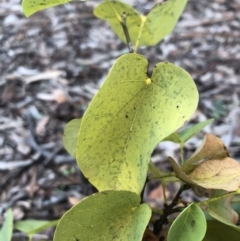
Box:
[207,190,239,228]
[141,0,188,46]
[53,190,151,241]
[77,53,198,194]
[63,118,81,157]
[22,0,72,17]
[94,0,188,48]
[168,203,207,241]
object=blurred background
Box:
[0,0,240,240]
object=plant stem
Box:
[121,13,133,53]
[153,184,187,236]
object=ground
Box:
[0,0,240,240]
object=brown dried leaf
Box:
[182,134,229,174]
[168,157,195,185]
[142,228,158,241]
[188,157,240,191]
[168,157,209,197]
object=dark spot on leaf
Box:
[155,121,158,124]
[74,235,79,241]
[176,105,179,108]
[134,107,136,110]
[126,115,128,118]
[153,106,155,109]
[191,220,195,227]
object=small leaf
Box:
[206,190,239,227]
[182,134,229,174]
[77,53,199,194]
[188,157,240,191]
[203,220,240,241]
[63,118,81,157]
[163,132,181,143]
[94,0,188,47]
[141,0,188,46]
[22,0,72,17]
[0,209,13,241]
[53,190,151,241]
[15,219,59,235]
[94,1,141,45]
[178,119,214,143]
[168,203,206,241]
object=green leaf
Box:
[206,190,239,228]
[53,190,151,241]
[77,53,199,194]
[168,203,207,241]
[163,119,214,144]
[203,220,240,241]
[232,196,240,216]
[178,119,214,143]
[22,0,72,17]
[0,209,13,241]
[94,0,188,48]
[63,118,81,157]
[163,132,181,143]
[15,219,59,235]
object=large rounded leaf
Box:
[168,203,207,241]
[77,53,198,194]
[94,0,188,47]
[53,190,151,241]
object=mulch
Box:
[0,0,240,240]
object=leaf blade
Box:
[53,190,151,241]
[15,219,59,235]
[77,53,198,193]
[22,0,72,17]
[168,203,206,241]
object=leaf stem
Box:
[120,13,133,53]
[106,0,133,53]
